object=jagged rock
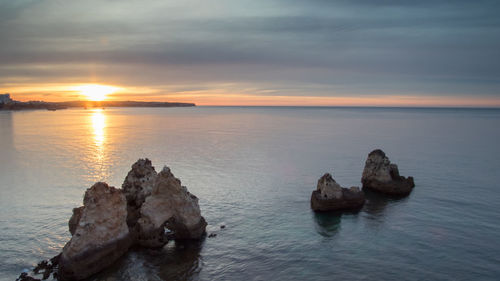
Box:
[311,173,365,211]
[58,183,132,280]
[122,159,157,229]
[53,159,207,280]
[68,206,83,235]
[15,272,40,281]
[138,166,207,247]
[361,149,415,196]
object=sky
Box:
[1,0,499,106]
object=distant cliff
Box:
[61,100,196,108]
[0,99,195,111]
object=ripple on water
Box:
[1,107,500,281]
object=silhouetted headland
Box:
[0,94,195,111]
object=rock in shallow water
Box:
[58,182,132,280]
[35,159,207,280]
[311,173,365,211]
[361,149,415,196]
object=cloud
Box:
[0,0,499,104]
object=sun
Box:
[73,84,118,101]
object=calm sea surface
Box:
[1,107,499,281]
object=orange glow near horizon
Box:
[151,93,500,108]
[2,83,500,107]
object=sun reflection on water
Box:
[89,109,108,180]
[91,109,106,147]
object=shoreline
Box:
[0,100,196,111]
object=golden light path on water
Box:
[91,109,106,147]
[88,109,107,180]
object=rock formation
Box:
[361,149,415,196]
[122,158,157,232]
[137,166,207,247]
[58,183,132,280]
[56,159,207,280]
[311,173,365,211]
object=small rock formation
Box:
[361,149,415,196]
[310,173,365,211]
[138,166,207,247]
[58,183,132,280]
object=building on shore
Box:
[0,94,13,104]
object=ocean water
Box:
[1,106,499,281]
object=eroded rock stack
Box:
[58,183,132,280]
[361,149,415,196]
[57,159,206,280]
[311,173,365,211]
[138,167,207,247]
[122,158,157,235]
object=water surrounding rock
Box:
[138,166,207,247]
[58,183,132,280]
[310,173,365,211]
[361,149,415,196]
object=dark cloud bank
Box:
[0,0,499,102]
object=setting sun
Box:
[72,84,118,101]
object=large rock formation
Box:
[311,173,365,211]
[361,149,415,196]
[138,166,207,247]
[57,159,207,280]
[58,183,132,280]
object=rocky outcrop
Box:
[122,159,157,231]
[361,149,415,196]
[138,166,207,247]
[58,183,132,280]
[56,159,207,280]
[311,173,365,211]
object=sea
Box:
[1,106,499,281]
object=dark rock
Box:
[16,272,40,281]
[311,173,365,212]
[33,260,47,274]
[208,233,217,238]
[361,149,415,196]
[68,206,83,236]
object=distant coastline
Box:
[0,96,196,111]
